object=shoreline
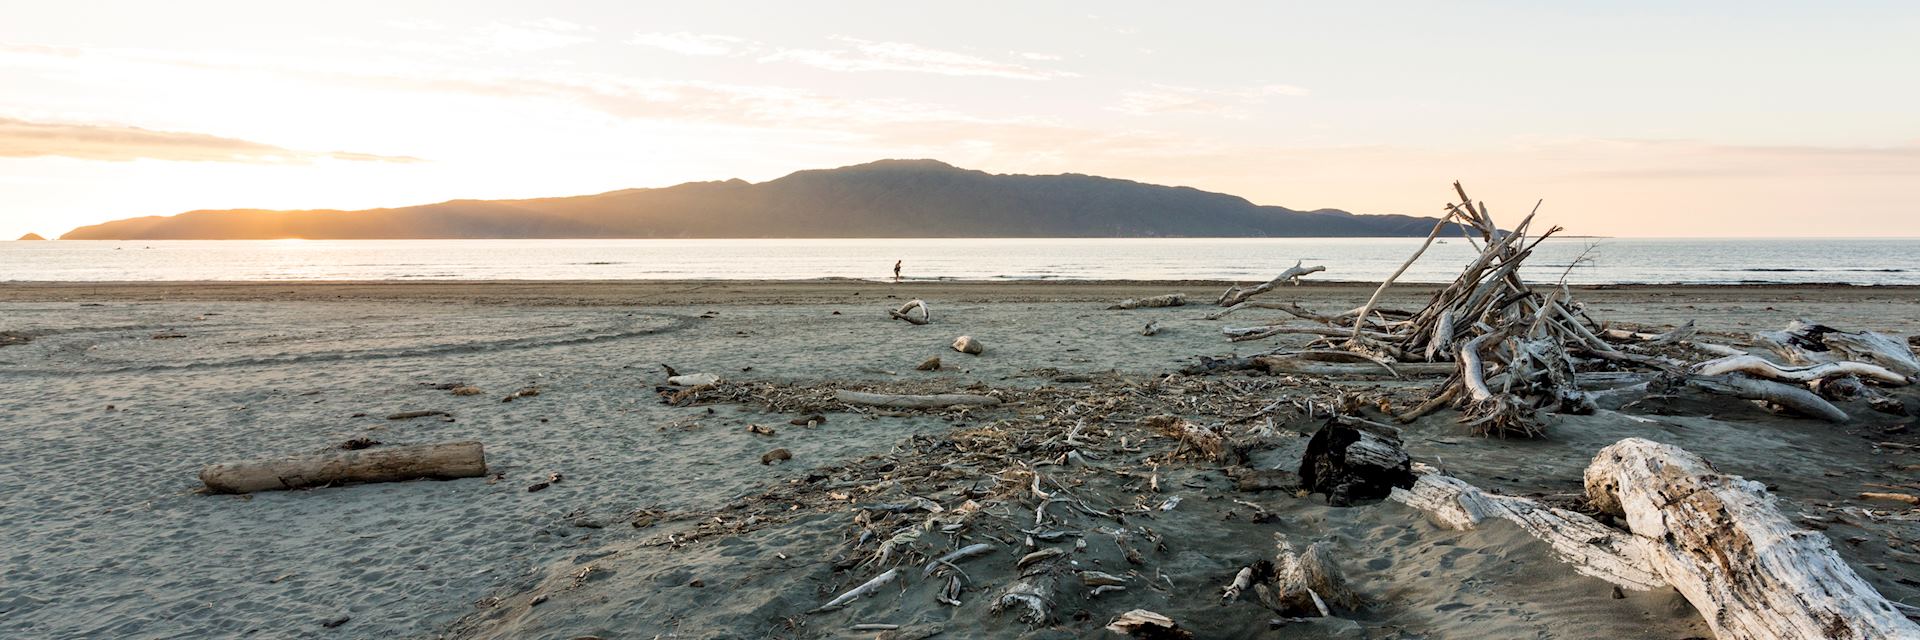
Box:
[5,278,1918,306]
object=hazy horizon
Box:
[4,1,1918,239]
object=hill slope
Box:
[63,160,1467,239]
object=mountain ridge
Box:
[61,159,1474,239]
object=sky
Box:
[2,1,1917,239]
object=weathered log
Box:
[1256,356,1453,378]
[1389,471,1667,591]
[1108,293,1186,310]
[832,390,1000,409]
[200,441,487,493]
[1757,320,1920,379]
[1298,422,1414,506]
[1585,438,1920,640]
[888,299,930,325]
[1656,373,1849,423]
[1692,355,1909,386]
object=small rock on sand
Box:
[951,336,983,355]
[917,355,942,371]
[760,448,792,465]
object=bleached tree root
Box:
[992,562,1061,626]
[832,390,1000,409]
[1586,438,1920,640]
[888,299,930,325]
[200,441,487,493]
[1692,355,1910,386]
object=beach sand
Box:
[2,280,1917,638]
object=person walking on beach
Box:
[893,259,902,282]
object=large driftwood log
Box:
[833,390,1000,409]
[1586,438,1920,640]
[1693,355,1910,386]
[1757,321,1920,379]
[1389,471,1667,591]
[200,441,487,493]
[1656,373,1849,423]
[1299,422,1414,506]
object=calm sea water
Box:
[2,238,1916,284]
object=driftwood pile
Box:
[1206,183,1915,438]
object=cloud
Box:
[474,19,593,53]
[1016,51,1063,61]
[0,117,422,163]
[1111,83,1311,117]
[629,32,757,57]
[760,36,1076,79]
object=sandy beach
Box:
[3,280,1918,639]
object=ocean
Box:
[3,237,1916,285]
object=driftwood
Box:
[1108,293,1186,310]
[992,562,1061,625]
[1757,321,1920,379]
[1298,422,1414,506]
[667,373,721,386]
[808,568,899,614]
[1217,261,1325,307]
[1142,415,1225,461]
[833,390,1000,409]
[1586,438,1920,640]
[1655,373,1849,423]
[1390,470,1667,591]
[1692,355,1909,386]
[1265,539,1365,616]
[951,335,984,355]
[200,441,486,493]
[889,299,930,325]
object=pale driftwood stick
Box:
[1667,374,1849,423]
[1142,415,1224,461]
[1394,384,1460,423]
[1350,214,1453,344]
[888,299,930,325]
[1389,471,1668,591]
[1692,355,1909,386]
[922,543,995,578]
[808,568,899,614]
[200,442,486,493]
[833,390,999,409]
[1219,261,1326,307]
[1586,438,1920,640]
[1107,293,1186,310]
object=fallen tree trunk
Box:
[200,441,487,493]
[1586,438,1920,640]
[833,390,1000,409]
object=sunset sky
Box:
[3,1,1916,239]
